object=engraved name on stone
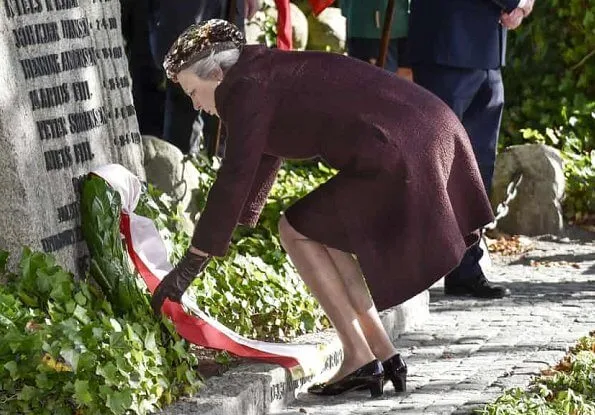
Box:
[20,48,98,79]
[29,81,93,111]
[4,0,79,19]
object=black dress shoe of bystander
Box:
[445,272,511,298]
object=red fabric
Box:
[308,0,335,15]
[274,0,336,49]
[119,213,299,368]
[274,0,292,50]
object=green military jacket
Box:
[340,0,410,39]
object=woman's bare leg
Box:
[278,216,376,382]
[326,247,398,362]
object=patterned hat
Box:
[163,19,246,81]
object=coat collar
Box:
[214,45,270,117]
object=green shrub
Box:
[502,0,595,147]
[501,0,595,220]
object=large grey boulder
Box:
[142,136,201,233]
[491,144,565,236]
[245,1,309,50]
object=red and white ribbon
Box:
[92,164,322,375]
[274,0,335,50]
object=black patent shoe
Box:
[444,272,511,298]
[383,354,407,392]
[308,360,384,397]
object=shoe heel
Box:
[390,373,406,392]
[368,378,383,397]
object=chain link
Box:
[483,172,524,231]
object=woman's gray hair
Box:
[188,48,241,79]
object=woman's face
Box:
[177,69,221,116]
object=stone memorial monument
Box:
[0,0,145,274]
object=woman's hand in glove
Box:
[151,247,210,315]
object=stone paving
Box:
[272,230,595,415]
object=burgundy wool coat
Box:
[191,45,494,311]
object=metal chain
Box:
[483,172,524,231]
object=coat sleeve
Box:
[191,78,276,256]
[238,154,283,227]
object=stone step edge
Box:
[161,290,430,415]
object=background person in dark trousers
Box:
[147,0,258,154]
[340,0,411,78]
[408,0,534,298]
[121,0,165,138]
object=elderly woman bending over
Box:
[151,19,495,398]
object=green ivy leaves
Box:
[137,157,334,341]
[478,333,595,415]
[0,248,201,414]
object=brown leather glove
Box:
[151,249,210,315]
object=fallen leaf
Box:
[487,235,534,256]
